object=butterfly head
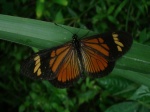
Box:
[72,34,78,40]
[72,34,79,43]
[72,34,81,49]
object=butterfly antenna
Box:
[54,23,74,35]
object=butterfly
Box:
[21,31,133,88]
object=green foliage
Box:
[0,0,150,112]
[105,101,150,112]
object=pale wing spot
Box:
[34,63,41,73]
[33,55,42,76]
[34,55,40,61]
[115,41,124,47]
[117,46,122,51]
[35,58,40,65]
[37,69,42,76]
[112,33,119,38]
[112,33,124,52]
[113,37,119,41]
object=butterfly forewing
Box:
[21,43,79,80]
[100,31,133,60]
[21,49,54,80]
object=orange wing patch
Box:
[56,50,80,82]
[81,37,109,56]
[49,44,80,83]
[84,43,109,56]
[112,33,124,52]
[49,45,70,73]
[81,37,110,74]
[82,47,108,73]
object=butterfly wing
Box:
[50,49,82,88]
[81,36,115,77]
[21,43,80,82]
[100,31,133,60]
[80,31,132,77]
[21,43,81,87]
[21,31,132,87]
[21,48,55,80]
[82,31,133,61]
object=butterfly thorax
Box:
[72,34,80,49]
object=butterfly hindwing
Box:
[81,35,115,77]
[50,49,81,88]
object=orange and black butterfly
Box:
[21,31,133,88]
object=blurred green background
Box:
[0,0,150,112]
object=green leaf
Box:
[0,14,95,49]
[114,0,127,17]
[139,29,150,44]
[130,85,150,105]
[36,0,45,18]
[0,14,150,88]
[54,10,64,24]
[105,101,150,112]
[113,69,150,88]
[116,42,150,74]
[97,76,135,95]
[53,0,68,6]
[107,5,115,15]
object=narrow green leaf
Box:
[113,69,150,87]
[53,0,68,6]
[107,5,115,15]
[0,14,150,88]
[0,14,95,49]
[36,0,45,18]
[54,10,64,24]
[114,0,127,17]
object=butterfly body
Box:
[72,34,85,76]
[21,31,133,88]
